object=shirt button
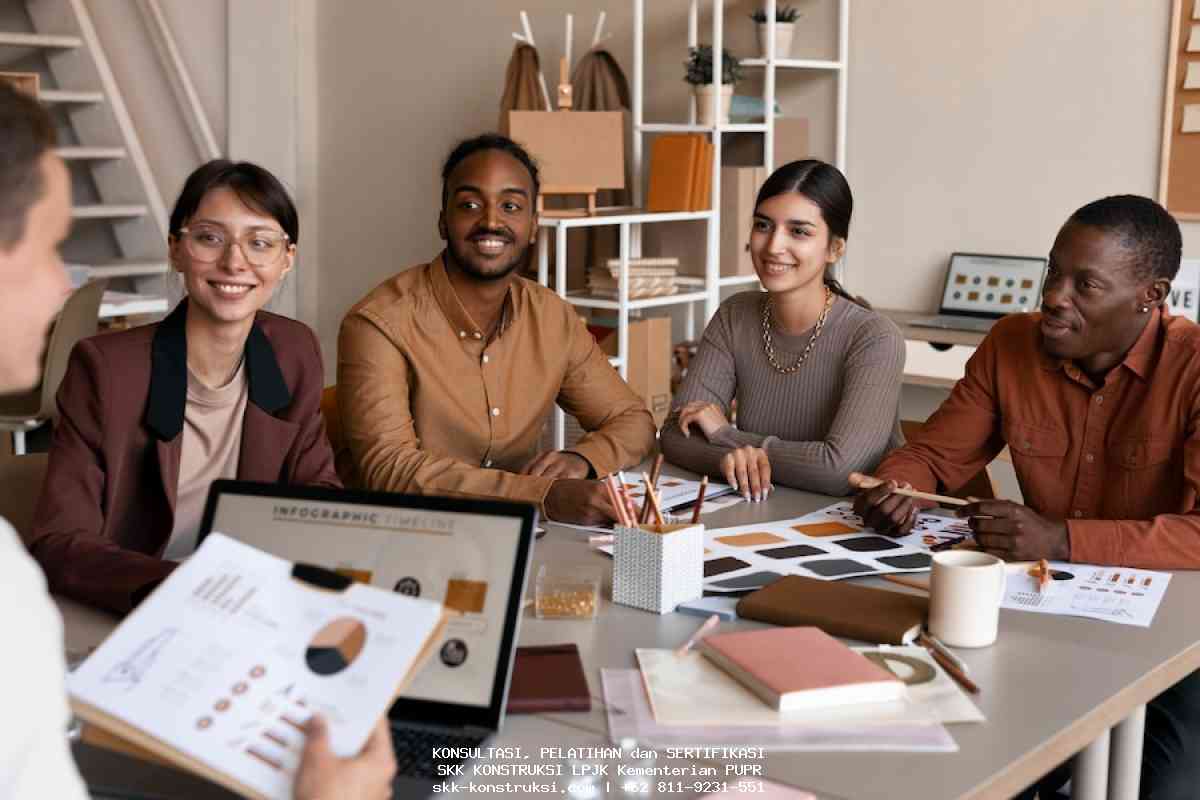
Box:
[482,354,490,364]
[484,459,493,467]
[492,407,500,417]
[1095,395,1104,404]
[1085,453,1094,463]
[1073,510,1083,518]
[1023,440,1032,450]
[459,330,467,339]
[473,332,482,339]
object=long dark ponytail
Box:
[754,159,869,308]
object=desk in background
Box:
[880,308,987,390]
[60,475,1200,800]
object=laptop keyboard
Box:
[391,724,488,780]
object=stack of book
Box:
[586,257,680,299]
[645,133,713,212]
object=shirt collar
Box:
[429,252,518,343]
[145,299,291,441]
[1037,307,1163,383]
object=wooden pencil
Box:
[848,472,969,507]
[921,641,980,694]
[640,454,665,524]
[605,475,630,527]
[691,476,709,524]
[641,471,665,526]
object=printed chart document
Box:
[67,534,446,800]
[1001,561,1171,627]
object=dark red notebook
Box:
[505,644,591,713]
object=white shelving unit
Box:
[538,0,850,448]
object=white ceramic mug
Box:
[928,550,1006,648]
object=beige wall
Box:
[313,0,1198,370]
[846,0,1199,309]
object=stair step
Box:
[72,204,148,220]
[57,146,126,161]
[83,259,168,278]
[0,32,82,49]
[39,89,104,105]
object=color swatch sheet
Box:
[702,502,971,593]
[68,534,443,800]
[1002,562,1171,627]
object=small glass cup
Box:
[534,564,601,619]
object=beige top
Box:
[162,361,248,561]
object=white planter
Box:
[692,84,734,127]
[756,21,795,59]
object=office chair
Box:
[0,279,106,455]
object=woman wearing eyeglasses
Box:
[28,160,340,614]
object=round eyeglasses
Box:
[177,225,291,267]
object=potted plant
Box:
[684,45,742,126]
[750,4,801,59]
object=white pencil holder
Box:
[612,522,704,614]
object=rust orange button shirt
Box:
[337,256,656,507]
[876,309,1200,568]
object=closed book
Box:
[505,644,591,713]
[604,257,680,269]
[698,627,904,712]
[736,575,927,645]
[646,134,702,212]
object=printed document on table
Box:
[67,533,443,800]
[1001,562,1170,627]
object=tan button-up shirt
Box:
[876,309,1200,568]
[337,255,656,507]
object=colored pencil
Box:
[676,614,720,657]
[641,471,665,526]
[691,476,709,524]
[848,472,969,507]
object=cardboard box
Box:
[593,317,673,427]
[0,72,39,97]
[720,166,767,276]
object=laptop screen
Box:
[939,253,1048,318]
[198,482,535,729]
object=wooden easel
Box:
[535,56,599,218]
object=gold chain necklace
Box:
[761,286,834,374]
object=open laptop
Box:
[198,481,537,797]
[908,252,1048,333]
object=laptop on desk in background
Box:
[908,252,1048,333]
[198,482,537,798]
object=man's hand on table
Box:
[852,479,919,535]
[960,499,1070,562]
[520,450,590,480]
[545,479,636,526]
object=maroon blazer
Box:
[27,301,341,614]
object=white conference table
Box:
[61,475,1200,799]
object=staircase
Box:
[1,0,171,319]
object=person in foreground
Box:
[855,195,1200,798]
[0,82,392,800]
[660,159,904,500]
[338,134,656,525]
[27,159,341,615]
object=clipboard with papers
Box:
[67,533,451,800]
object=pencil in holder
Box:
[612,522,704,614]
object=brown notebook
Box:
[736,576,928,645]
[646,134,702,212]
[506,644,591,713]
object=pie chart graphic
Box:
[305,617,367,676]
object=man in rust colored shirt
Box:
[857,195,1200,798]
[338,134,655,525]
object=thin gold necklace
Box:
[761,286,834,374]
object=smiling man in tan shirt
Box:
[337,134,655,525]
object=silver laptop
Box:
[198,481,537,797]
[909,252,1048,333]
